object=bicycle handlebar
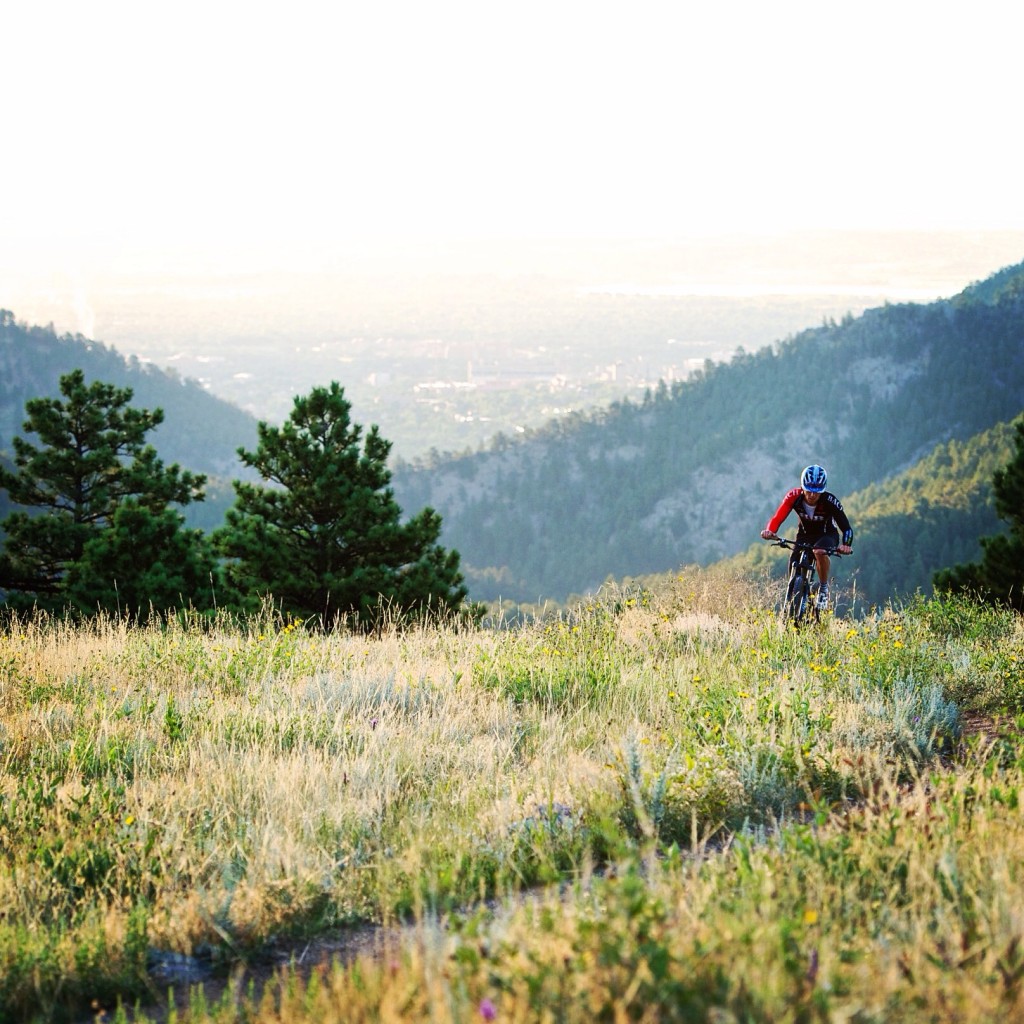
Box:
[765,537,847,557]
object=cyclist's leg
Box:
[812,532,840,593]
[814,550,831,586]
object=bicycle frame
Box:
[767,537,836,625]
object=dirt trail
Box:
[88,921,408,1023]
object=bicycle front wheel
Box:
[785,574,810,624]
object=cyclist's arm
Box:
[763,488,801,536]
[827,495,854,549]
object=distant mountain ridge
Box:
[392,260,1024,603]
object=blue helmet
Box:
[801,464,827,492]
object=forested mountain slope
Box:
[392,261,1024,603]
[0,311,257,476]
[713,419,1017,610]
[0,311,258,527]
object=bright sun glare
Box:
[2,0,1024,272]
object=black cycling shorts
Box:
[790,529,840,566]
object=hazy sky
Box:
[4,0,1024,271]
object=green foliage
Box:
[65,501,218,617]
[912,590,1022,647]
[215,382,471,628]
[472,604,623,708]
[612,735,743,845]
[0,370,215,617]
[935,415,1024,610]
[0,773,155,1019]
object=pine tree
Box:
[934,414,1024,610]
[214,382,470,627]
[0,370,211,616]
[63,501,218,616]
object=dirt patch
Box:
[957,711,1017,748]
[89,922,408,1023]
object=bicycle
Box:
[766,537,845,625]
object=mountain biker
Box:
[760,464,853,610]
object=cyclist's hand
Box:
[761,529,777,540]
[838,544,852,555]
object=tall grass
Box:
[1,578,1022,1021]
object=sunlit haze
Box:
[4,0,1024,273]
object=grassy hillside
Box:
[393,260,1024,604]
[3,583,1024,1021]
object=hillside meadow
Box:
[2,573,1024,1022]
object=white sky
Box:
[3,0,1024,271]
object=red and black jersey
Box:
[765,488,853,546]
